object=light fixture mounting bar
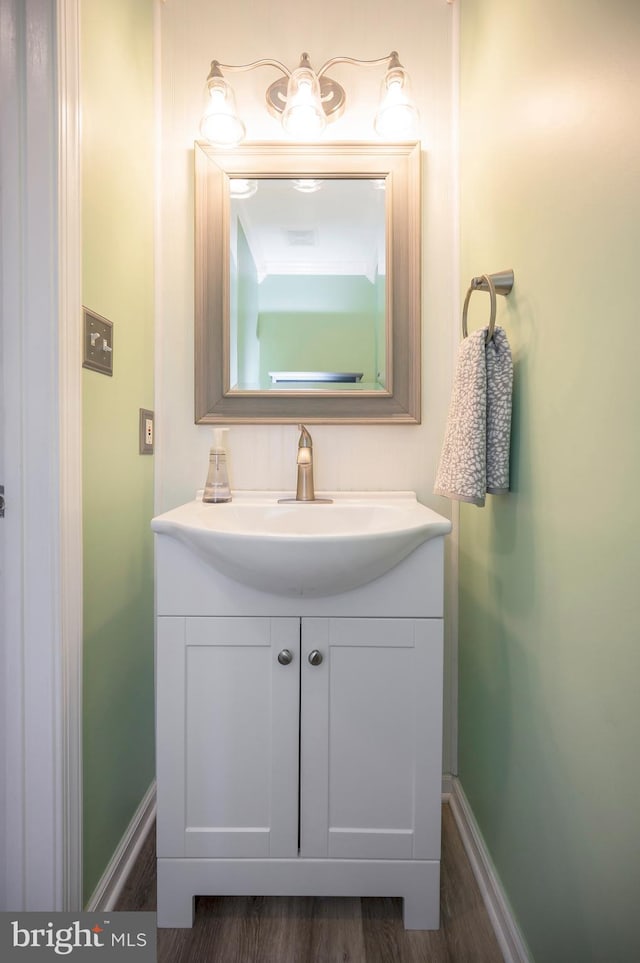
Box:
[264,53,346,121]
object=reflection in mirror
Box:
[194,141,421,424]
[229,178,387,392]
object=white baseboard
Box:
[85,780,156,912]
[449,778,531,963]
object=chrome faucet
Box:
[278,425,332,504]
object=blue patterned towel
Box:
[434,326,513,507]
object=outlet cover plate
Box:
[139,409,154,454]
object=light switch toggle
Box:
[90,332,112,353]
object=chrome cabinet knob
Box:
[277,649,293,666]
[308,649,323,666]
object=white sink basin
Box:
[151,491,451,598]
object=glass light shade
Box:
[229,178,258,199]
[292,179,323,193]
[374,66,419,139]
[200,77,246,147]
[281,67,326,139]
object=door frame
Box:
[0,0,83,910]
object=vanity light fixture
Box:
[199,51,419,147]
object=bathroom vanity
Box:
[152,492,450,929]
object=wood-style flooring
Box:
[115,804,504,962]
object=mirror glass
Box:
[229,177,387,393]
[194,142,421,424]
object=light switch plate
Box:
[83,307,113,375]
[139,409,154,454]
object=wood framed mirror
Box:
[195,141,421,423]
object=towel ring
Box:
[462,274,496,343]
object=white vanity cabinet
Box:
[154,503,448,930]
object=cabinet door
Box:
[156,616,299,859]
[300,618,442,860]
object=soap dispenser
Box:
[203,428,231,503]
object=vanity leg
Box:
[402,893,440,930]
[156,861,195,928]
[402,870,441,931]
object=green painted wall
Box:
[258,310,377,387]
[81,0,155,905]
[257,276,378,387]
[458,1,640,960]
[258,274,378,314]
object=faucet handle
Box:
[297,424,313,448]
